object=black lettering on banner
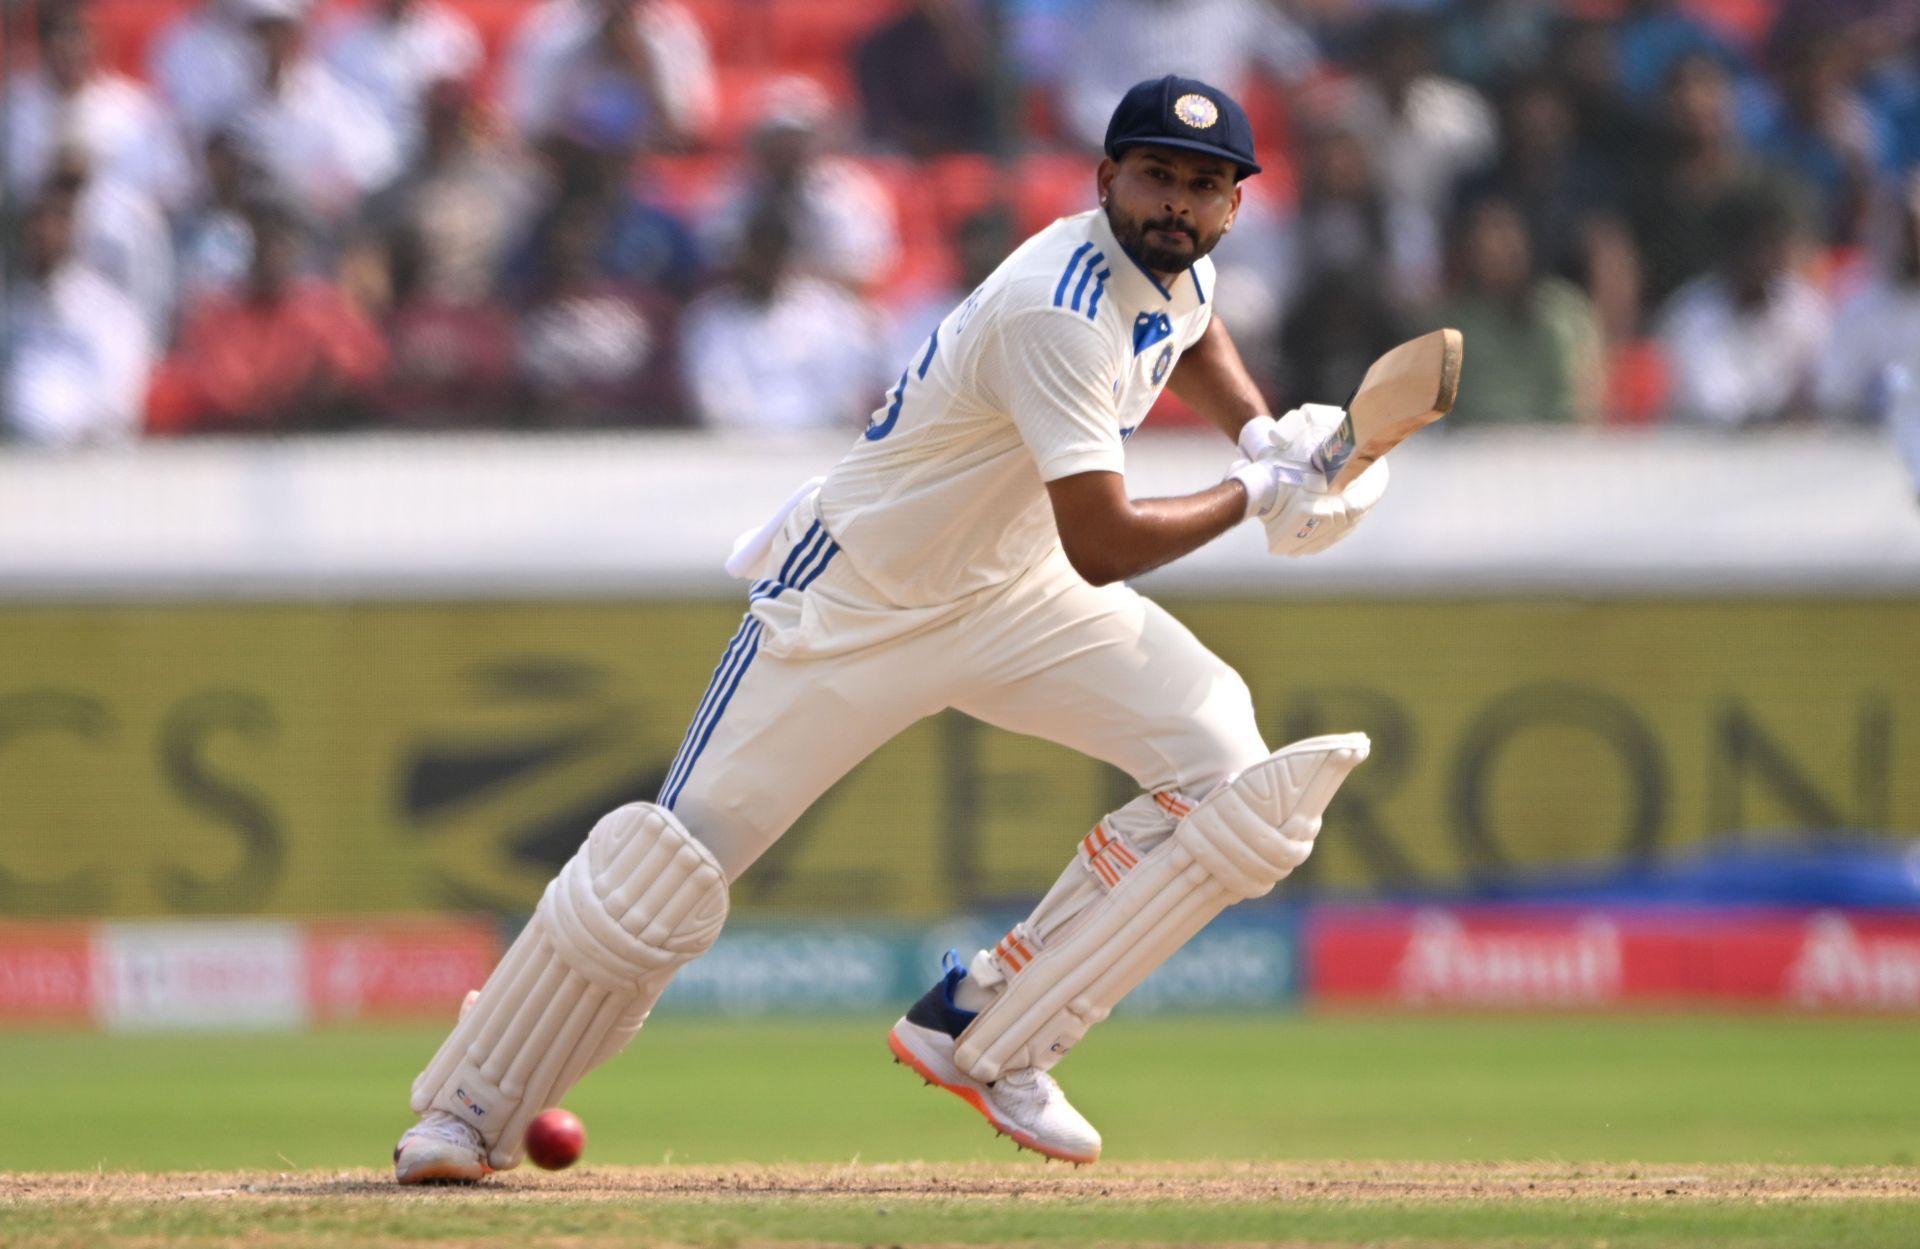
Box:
[153,691,284,913]
[1278,686,1424,891]
[0,691,113,914]
[1450,682,1666,879]
[1708,695,1894,835]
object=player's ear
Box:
[1096,158,1117,206]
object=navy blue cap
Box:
[1103,75,1262,179]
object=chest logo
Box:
[1174,93,1219,130]
[1151,343,1175,386]
[1132,311,1174,356]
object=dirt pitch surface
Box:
[8,1160,1920,1204]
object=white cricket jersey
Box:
[817,209,1215,607]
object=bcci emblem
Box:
[1151,343,1174,385]
[1174,93,1219,130]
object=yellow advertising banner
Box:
[0,599,1912,917]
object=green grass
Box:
[1,1013,1916,1172]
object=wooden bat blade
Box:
[1314,328,1464,491]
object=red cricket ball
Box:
[524,1108,586,1170]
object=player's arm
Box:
[1165,314,1270,445]
[1005,308,1255,585]
[1046,471,1247,587]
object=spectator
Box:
[1658,183,1831,426]
[1860,16,1920,170]
[1818,176,1920,425]
[1,190,153,446]
[1614,0,1748,102]
[885,202,1013,366]
[502,0,715,152]
[43,146,178,347]
[318,0,485,160]
[1197,178,1290,388]
[681,203,888,434]
[1272,268,1410,417]
[151,203,389,433]
[1453,75,1619,288]
[176,128,270,304]
[1433,0,1556,92]
[1433,196,1605,427]
[1547,18,1660,186]
[362,78,530,429]
[1271,117,1439,322]
[515,201,685,429]
[704,77,901,293]
[854,0,994,157]
[1451,74,1642,346]
[1055,0,1317,151]
[505,128,701,303]
[1749,22,1897,247]
[354,78,543,308]
[1328,12,1497,220]
[1052,9,1308,381]
[1626,53,1800,315]
[224,0,404,227]
[149,0,276,143]
[6,0,192,212]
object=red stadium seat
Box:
[709,65,776,148]
[925,153,1007,234]
[766,0,899,66]
[646,151,732,216]
[1012,151,1096,237]
[1605,338,1669,426]
[707,63,854,149]
[1687,0,1778,51]
[88,0,197,79]
[449,0,536,64]
[1145,390,1209,430]
[680,0,755,60]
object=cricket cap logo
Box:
[1173,93,1219,130]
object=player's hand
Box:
[1264,458,1389,557]
[1226,406,1336,520]
[1225,408,1390,557]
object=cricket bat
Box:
[1290,328,1463,491]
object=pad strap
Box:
[952,734,1369,1082]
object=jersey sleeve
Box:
[996,308,1126,482]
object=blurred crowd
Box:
[4,0,1920,446]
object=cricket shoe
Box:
[887,952,1102,1164]
[393,1110,491,1184]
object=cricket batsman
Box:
[395,74,1388,1181]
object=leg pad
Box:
[952,734,1369,1082]
[410,803,728,1168]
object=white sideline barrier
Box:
[1,428,1917,598]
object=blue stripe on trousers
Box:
[659,526,839,810]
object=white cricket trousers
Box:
[659,493,1271,882]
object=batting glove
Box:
[1224,408,1391,557]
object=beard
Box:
[1104,204,1221,274]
